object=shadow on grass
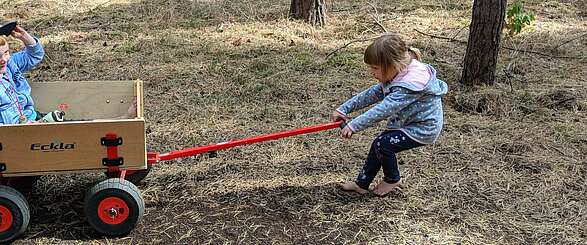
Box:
[19,173,384,244]
[135,182,391,244]
[21,175,108,242]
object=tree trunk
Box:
[460,0,506,86]
[289,0,326,26]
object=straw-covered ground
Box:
[2,0,586,244]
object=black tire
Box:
[84,179,145,236]
[0,185,30,242]
[104,165,151,185]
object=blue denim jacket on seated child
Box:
[336,60,448,144]
[0,38,44,124]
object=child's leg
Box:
[353,134,386,190]
[372,130,423,195]
[339,141,380,194]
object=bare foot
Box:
[372,179,402,196]
[337,181,368,194]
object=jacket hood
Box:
[383,63,448,96]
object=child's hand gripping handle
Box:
[338,120,347,129]
[331,111,353,138]
[330,110,349,129]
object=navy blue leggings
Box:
[355,130,423,190]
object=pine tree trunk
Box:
[289,0,326,26]
[460,0,506,86]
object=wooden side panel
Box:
[31,81,139,120]
[0,119,146,176]
[135,81,144,118]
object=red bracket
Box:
[102,133,123,174]
[147,152,160,165]
[119,169,127,180]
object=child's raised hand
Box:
[341,126,353,138]
[10,26,25,39]
[10,26,36,46]
[330,110,347,122]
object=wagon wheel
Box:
[84,179,145,236]
[0,185,30,242]
[104,165,152,185]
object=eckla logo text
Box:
[31,142,76,151]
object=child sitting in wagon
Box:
[0,24,44,124]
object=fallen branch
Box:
[414,29,466,44]
[552,32,587,51]
[325,37,376,59]
[367,2,388,33]
[414,29,586,60]
[500,46,585,59]
[546,97,576,108]
[373,21,387,33]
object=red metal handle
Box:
[156,121,343,162]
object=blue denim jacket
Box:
[336,64,448,144]
[0,38,44,124]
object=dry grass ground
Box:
[1,0,586,244]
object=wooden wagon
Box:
[0,80,147,241]
[0,79,343,242]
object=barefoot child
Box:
[332,33,448,196]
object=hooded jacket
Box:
[0,38,44,124]
[336,59,448,144]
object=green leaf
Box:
[514,24,522,33]
[512,4,522,14]
[504,2,536,36]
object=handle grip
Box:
[338,120,347,129]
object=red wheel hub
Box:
[97,197,129,225]
[0,205,13,232]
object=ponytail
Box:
[408,47,422,61]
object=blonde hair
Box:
[364,33,422,76]
[408,47,422,61]
[0,37,6,46]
